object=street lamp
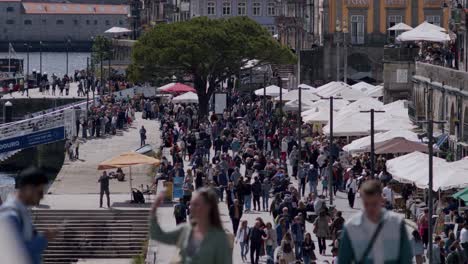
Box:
[65,38,71,77]
[23,43,30,80]
[39,41,43,76]
[343,19,348,84]
[335,20,342,81]
[360,109,386,177]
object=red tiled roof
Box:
[0,0,21,2]
[22,3,129,15]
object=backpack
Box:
[283,241,292,254]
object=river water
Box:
[0,52,90,76]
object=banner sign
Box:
[173,176,184,199]
[0,126,65,153]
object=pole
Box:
[344,31,348,83]
[427,87,434,264]
[8,43,11,74]
[100,53,103,95]
[39,41,42,75]
[336,37,340,81]
[329,97,334,205]
[66,40,69,76]
[370,109,375,177]
[263,73,267,155]
[86,57,90,121]
[26,44,29,80]
[279,76,283,128]
[297,32,302,165]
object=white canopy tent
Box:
[303,107,330,124]
[283,99,317,112]
[397,21,450,42]
[315,82,369,101]
[274,89,320,102]
[351,82,383,98]
[386,151,468,191]
[343,129,420,154]
[413,21,447,33]
[105,27,132,34]
[254,85,287,97]
[298,84,316,90]
[172,92,198,104]
[301,99,349,116]
[387,22,413,31]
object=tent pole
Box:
[130,166,133,201]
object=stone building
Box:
[411,62,468,158]
[0,0,129,43]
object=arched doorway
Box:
[450,103,456,135]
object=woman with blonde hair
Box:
[149,187,232,264]
[280,232,295,263]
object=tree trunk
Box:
[194,75,210,120]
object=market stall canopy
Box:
[343,129,419,154]
[351,82,383,98]
[363,137,429,154]
[303,107,330,124]
[98,152,161,170]
[386,151,468,191]
[387,22,413,31]
[172,91,198,104]
[315,81,369,101]
[283,99,317,112]
[160,83,196,93]
[452,188,468,203]
[157,82,176,91]
[105,27,132,34]
[298,84,316,90]
[274,89,320,102]
[413,21,447,33]
[301,99,349,117]
[254,85,287,97]
[397,22,450,42]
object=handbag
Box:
[356,220,385,264]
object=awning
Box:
[387,22,413,31]
[363,137,429,154]
[453,188,468,203]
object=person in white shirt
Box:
[382,183,394,209]
[460,223,468,244]
[346,175,358,208]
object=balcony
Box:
[385,0,407,8]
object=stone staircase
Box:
[32,209,150,264]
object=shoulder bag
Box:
[356,220,385,264]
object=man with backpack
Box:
[0,167,59,264]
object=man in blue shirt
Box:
[0,167,58,264]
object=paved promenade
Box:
[2,83,88,100]
[48,112,159,195]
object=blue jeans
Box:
[244,194,251,211]
[262,193,269,211]
[303,255,311,264]
[295,241,302,260]
[240,241,249,259]
[266,245,274,264]
[309,181,318,195]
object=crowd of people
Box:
[147,91,417,264]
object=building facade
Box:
[322,0,448,82]
[0,0,129,43]
[411,62,468,159]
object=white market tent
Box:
[387,22,413,31]
[315,81,369,101]
[303,107,330,124]
[157,82,176,91]
[172,92,198,104]
[368,85,384,98]
[386,151,468,191]
[397,21,450,42]
[301,99,349,116]
[105,27,132,34]
[298,84,316,90]
[274,89,320,102]
[254,85,287,97]
[283,99,317,112]
[351,82,383,98]
[343,129,420,154]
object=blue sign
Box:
[173,176,184,199]
[0,126,65,153]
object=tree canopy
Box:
[128,16,295,117]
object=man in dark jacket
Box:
[252,177,262,211]
[229,199,243,235]
[249,220,266,264]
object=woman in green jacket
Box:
[149,187,232,264]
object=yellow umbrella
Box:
[97,152,161,201]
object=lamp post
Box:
[39,41,43,76]
[328,96,334,205]
[263,72,267,155]
[86,57,90,122]
[108,48,112,94]
[343,19,348,84]
[65,38,71,76]
[360,109,386,177]
[336,20,342,81]
[24,43,30,80]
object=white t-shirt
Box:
[362,215,385,264]
[461,228,468,243]
[382,186,393,203]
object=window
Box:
[267,2,276,16]
[73,19,79,25]
[24,19,32,25]
[119,20,123,25]
[265,25,275,35]
[56,20,64,25]
[238,2,246,16]
[253,2,261,16]
[222,2,231,16]
[6,19,14,25]
[42,19,47,25]
[94,20,98,25]
[105,20,110,25]
[6,7,14,12]
[86,20,90,25]
[387,15,402,38]
[350,15,365,44]
[62,5,68,11]
[426,15,441,26]
[207,2,215,15]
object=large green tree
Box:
[128,16,295,117]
